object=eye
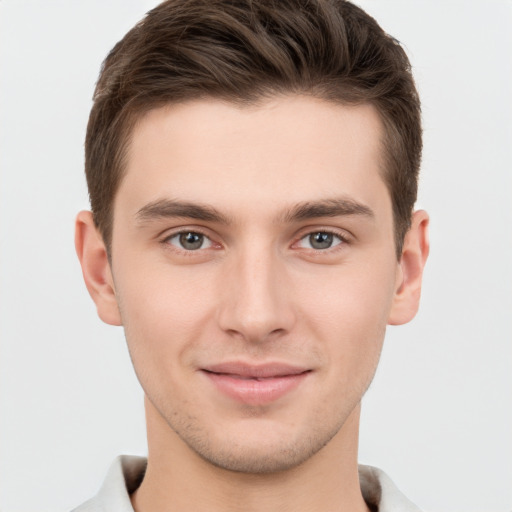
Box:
[297,231,344,250]
[165,231,213,251]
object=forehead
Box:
[117,95,390,221]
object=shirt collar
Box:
[73,456,421,512]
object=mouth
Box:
[200,362,312,406]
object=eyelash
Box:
[161,228,217,253]
[292,229,352,257]
[159,228,351,254]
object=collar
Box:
[73,455,422,512]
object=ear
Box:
[75,211,122,326]
[388,210,430,326]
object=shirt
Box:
[72,455,422,512]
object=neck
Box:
[131,398,370,512]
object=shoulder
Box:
[359,464,422,512]
[71,456,146,512]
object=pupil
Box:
[310,232,333,249]
[180,232,203,250]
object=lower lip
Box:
[202,371,310,406]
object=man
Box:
[73,0,429,510]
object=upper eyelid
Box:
[157,226,353,247]
[290,228,353,255]
[159,226,215,242]
[295,226,353,242]
[160,230,218,255]
[159,228,215,249]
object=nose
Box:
[216,246,296,344]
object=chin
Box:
[172,418,344,475]
[194,441,323,474]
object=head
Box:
[85,0,422,259]
[76,0,428,475]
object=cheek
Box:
[114,259,219,380]
[295,259,397,368]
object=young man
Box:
[74,1,429,511]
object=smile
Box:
[201,362,311,406]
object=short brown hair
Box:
[85,0,422,257]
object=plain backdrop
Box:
[0,1,511,511]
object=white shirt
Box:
[72,455,422,512]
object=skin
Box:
[76,95,429,512]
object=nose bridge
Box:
[217,241,294,342]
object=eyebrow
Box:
[135,197,374,226]
[281,198,374,223]
[135,199,232,225]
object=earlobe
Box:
[388,210,430,326]
[75,211,122,326]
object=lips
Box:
[201,362,311,406]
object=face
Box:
[104,96,403,472]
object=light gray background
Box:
[1,1,511,511]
